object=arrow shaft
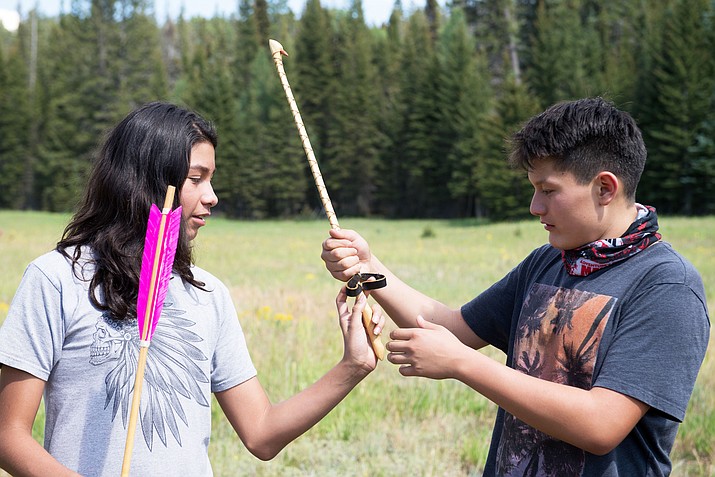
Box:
[270,49,340,230]
[120,347,148,477]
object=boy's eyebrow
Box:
[527,172,544,184]
[527,175,558,188]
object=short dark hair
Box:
[508,97,646,200]
[58,102,218,321]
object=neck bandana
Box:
[562,204,662,277]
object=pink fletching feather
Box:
[137,204,182,342]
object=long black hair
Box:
[57,102,218,321]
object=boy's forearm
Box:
[0,430,81,477]
[367,256,486,348]
[368,255,454,328]
[453,348,647,455]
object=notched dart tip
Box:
[268,38,289,57]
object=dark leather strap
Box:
[346,273,387,297]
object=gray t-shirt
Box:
[462,241,710,476]
[0,249,257,476]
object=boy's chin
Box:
[548,235,573,251]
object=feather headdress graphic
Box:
[92,306,209,450]
[121,186,182,476]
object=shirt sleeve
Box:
[461,246,557,353]
[593,280,710,422]
[208,281,257,393]
[0,262,66,380]
[461,272,518,353]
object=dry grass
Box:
[0,212,713,476]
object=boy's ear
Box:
[596,171,619,205]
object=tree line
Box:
[0,0,713,220]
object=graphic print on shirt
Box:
[495,284,616,476]
[89,300,209,450]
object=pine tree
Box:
[233,0,260,91]
[114,0,168,111]
[373,1,407,216]
[437,8,494,217]
[639,0,715,214]
[457,0,513,84]
[527,0,591,106]
[688,111,715,214]
[294,0,336,213]
[255,0,271,44]
[513,0,540,72]
[36,7,103,211]
[393,10,440,217]
[474,78,540,219]
[0,23,31,209]
[322,1,384,216]
[161,19,184,92]
[33,0,166,211]
[2,0,712,219]
[179,17,246,216]
[425,0,441,40]
[592,0,642,102]
[225,52,306,218]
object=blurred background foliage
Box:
[0,0,713,220]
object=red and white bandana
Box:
[562,204,662,277]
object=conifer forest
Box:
[1,0,714,220]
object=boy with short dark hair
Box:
[321,97,710,475]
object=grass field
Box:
[0,211,713,476]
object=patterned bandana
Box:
[562,204,662,277]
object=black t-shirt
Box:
[462,241,710,476]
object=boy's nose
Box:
[530,193,544,217]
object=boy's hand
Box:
[386,316,466,380]
[321,229,371,282]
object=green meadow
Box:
[0,211,713,476]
